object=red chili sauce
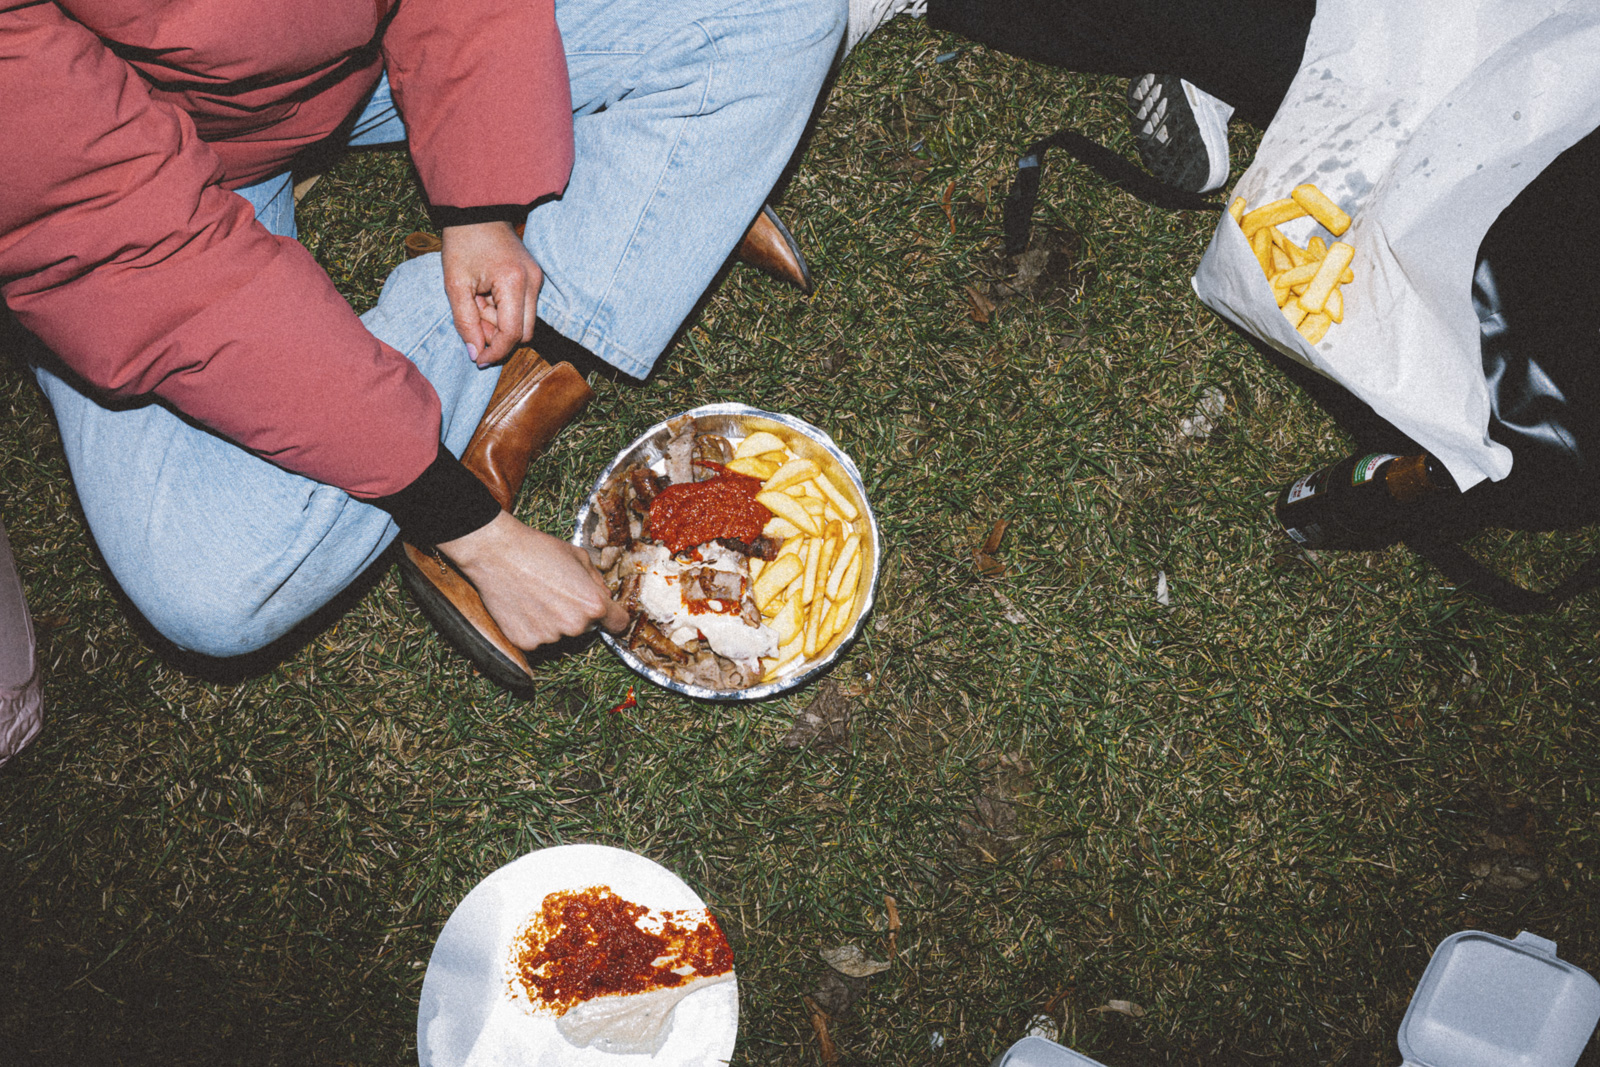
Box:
[510,886,734,1015]
[648,466,771,554]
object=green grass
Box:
[5,22,1600,1067]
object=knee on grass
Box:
[126,572,329,659]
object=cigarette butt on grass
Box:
[803,996,839,1067]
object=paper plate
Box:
[418,844,738,1067]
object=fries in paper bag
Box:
[1192,0,1600,492]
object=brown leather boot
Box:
[397,348,594,690]
[404,231,442,258]
[734,204,814,295]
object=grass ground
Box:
[5,20,1600,1067]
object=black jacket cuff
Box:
[369,444,501,547]
[427,204,529,230]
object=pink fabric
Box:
[0,518,41,768]
[0,0,574,497]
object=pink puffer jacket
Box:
[0,1,574,498]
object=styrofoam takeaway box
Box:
[991,931,1600,1067]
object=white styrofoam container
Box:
[991,1036,1109,1067]
[991,931,1600,1067]
[1398,931,1600,1067]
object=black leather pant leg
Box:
[926,0,1314,128]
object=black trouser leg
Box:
[927,0,1314,128]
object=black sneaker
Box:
[1126,74,1234,194]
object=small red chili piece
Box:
[607,686,637,715]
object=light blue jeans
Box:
[34,0,843,657]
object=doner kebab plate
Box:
[574,404,879,701]
[418,844,737,1067]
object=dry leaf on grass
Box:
[292,172,322,203]
[964,285,997,324]
[972,519,1009,578]
[819,944,891,978]
[780,681,852,750]
[1091,999,1146,1018]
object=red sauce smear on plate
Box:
[509,885,734,1015]
[648,466,771,554]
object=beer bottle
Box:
[1275,452,1455,550]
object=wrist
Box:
[437,509,517,572]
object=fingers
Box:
[479,271,526,367]
[445,518,626,651]
[446,283,486,365]
[548,576,624,643]
[601,596,631,634]
[571,544,630,633]
[522,261,542,345]
[440,220,541,368]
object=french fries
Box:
[753,554,803,612]
[1251,227,1275,277]
[763,457,820,493]
[733,430,871,681]
[815,471,859,520]
[733,431,787,458]
[1240,197,1307,238]
[1290,184,1351,236]
[1231,182,1356,346]
[1298,241,1353,314]
[727,456,779,479]
[756,490,819,536]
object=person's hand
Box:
[437,511,629,648]
[441,220,542,368]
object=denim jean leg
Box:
[524,0,845,378]
[346,74,408,148]
[31,141,497,657]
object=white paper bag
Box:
[1192,0,1600,490]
